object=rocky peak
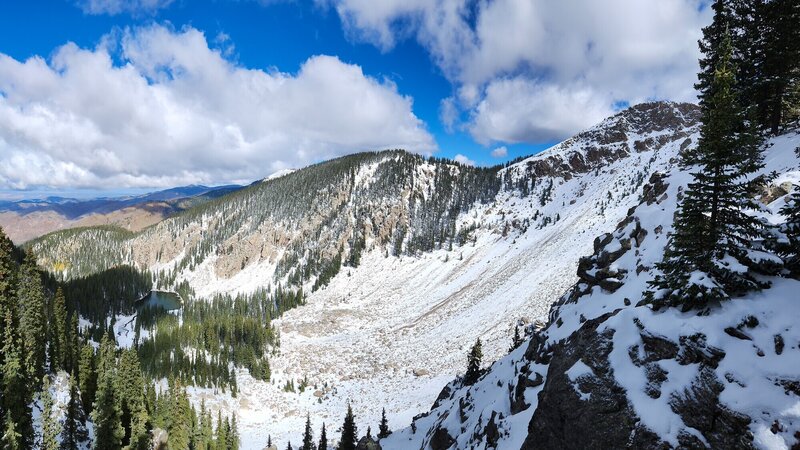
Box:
[505,101,700,180]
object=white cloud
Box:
[439,97,459,133]
[325,0,710,143]
[453,154,475,166]
[77,0,174,15]
[469,78,612,144]
[0,25,435,190]
[490,146,508,158]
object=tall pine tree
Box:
[61,372,89,450]
[92,335,124,449]
[696,0,735,111]
[0,227,17,346]
[18,251,47,391]
[1,415,22,450]
[301,414,315,450]
[117,348,148,448]
[339,403,357,450]
[318,423,327,450]
[464,338,483,386]
[41,376,61,450]
[78,342,97,416]
[51,288,69,372]
[651,28,766,309]
[378,408,390,439]
[759,0,800,133]
[228,415,240,450]
[2,310,33,448]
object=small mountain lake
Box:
[137,290,182,311]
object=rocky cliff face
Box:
[381,129,800,450]
[505,102,699,181]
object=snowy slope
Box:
[382,130,800,450]
[208,102,707,448]
[27,101,711,448]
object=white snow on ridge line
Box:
[264,169,296,182]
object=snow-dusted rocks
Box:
[388,129,800,450]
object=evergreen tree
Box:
[61,372,88,450]
[509,325,524,352]
[651,29,766,309]
[0,229,14,436]
[318,424,327,450]
[145,383,157,420]
[759,0,800,133]
[117,348,148,448]
[301,414,315,450]
[66,313,79,375]
[339,403,357,450]
[167,381,192,450]
[91,336,124,449]
[52,288,69,372]
[0,227,17,350]
[230,368,238,398]
[18,252,48,390]
[198,400,213,450]
[1,415,22,450]
[696,0,740,112]
[216,412,228,450]
[378,408,390,439]
[41,376,61,450]
[228,415,240,450]
[78,342,97,415]
[464,338,483,385]
[2,311,33,448]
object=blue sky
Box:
[0,0,710,197]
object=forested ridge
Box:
[28,151,502,292]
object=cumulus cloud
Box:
[490,146,508,158]
[325,0,710,144]
[77,0,174,15]
[469,78,613,144]
[0,25,435,189]
[453,154,475,166]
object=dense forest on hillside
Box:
[0,230,241,449]
[28,151,502,292]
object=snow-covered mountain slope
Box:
[194,102,704,448]
[383,130,800,450]
[29,101,709,448]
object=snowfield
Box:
[178,106,707,448]
[381,129,800,450]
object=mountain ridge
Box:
[23,100,736,447]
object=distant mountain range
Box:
[0,184,242,243]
